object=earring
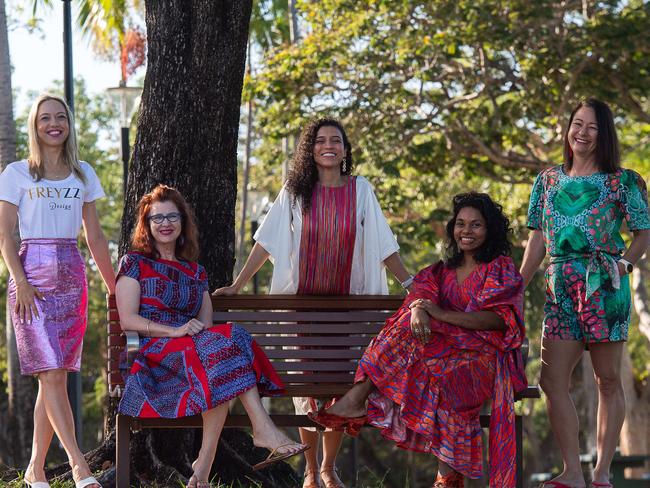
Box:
[341,158,347,173]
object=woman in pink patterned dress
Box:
[312,192,528,488]
[214,118,413,488]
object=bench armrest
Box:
[124,330,140,368]
[521,337,529,366]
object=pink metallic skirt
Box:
[8,238,87,375]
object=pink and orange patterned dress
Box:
[357,255,527,487]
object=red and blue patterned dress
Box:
[357,255,527,487]
[117,252,284,418]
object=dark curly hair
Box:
[445,192,512,268]
[286,117,353,211]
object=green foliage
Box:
[247,0,649,367]
[243,0,650,479]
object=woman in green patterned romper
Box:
[520,99,650,488]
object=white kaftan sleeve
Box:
[253,184,299,293]
[357,176,400,294]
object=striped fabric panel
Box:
[297,177,357,295]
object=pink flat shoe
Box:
[590,483,613,488]
[307,410,366,437]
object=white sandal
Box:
[75,476,101,488]
[24,481,51,488]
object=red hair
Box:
[131,184,200,261]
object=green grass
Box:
[0,472,263,488]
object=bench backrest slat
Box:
[277,372,354,383]
[253,336,373,347]
[211,295,404,311]
[213,311,395,322]
[234,323,385,334]
[263,349,365,359]
[271,361,361,372]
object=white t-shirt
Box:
[0,160,105,239]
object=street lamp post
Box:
[107,81,141,196]
[61,0,83,446]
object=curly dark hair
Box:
[286,117,353,211]
[445,192,512,268]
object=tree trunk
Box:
[119,1,250,291]
[105,2,298,486]
[236,42,254,273]
[0,0,37,468]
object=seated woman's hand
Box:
[410,307,431,344]
[212,284,239,296]
[410,298,445,321]
[176,318,206,337]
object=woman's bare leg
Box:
[38,370,99,487]
[320,430,344,486]
[325,379,374,418]
[589,342,625,485]
[238,386,304,454]
[299,428,321,485]
[539,338,586,487]
[191,403,229,483]
[25,386,54,483]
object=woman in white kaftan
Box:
[214,118,413,488]
[256,175,399,295]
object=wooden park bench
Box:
[107,294,540,488]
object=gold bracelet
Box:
[146,319,151,337]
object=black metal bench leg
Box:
[516,414,523,488]
[116,414,131,488]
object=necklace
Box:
[43,164,71,180]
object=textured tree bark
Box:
[0,0,37,468]
[120,0,251,290]
[105,2,298,486]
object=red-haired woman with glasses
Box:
[115,184,307,487]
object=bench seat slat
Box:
[126,413,499,430]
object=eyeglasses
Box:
[148,212,182,224]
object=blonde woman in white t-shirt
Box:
[0,94,115,488]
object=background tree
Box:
[112,1,299,486]
[0,0,36,470]
[246,0,650,484]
